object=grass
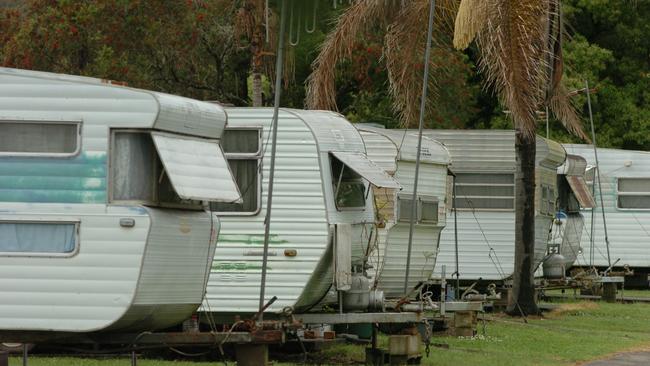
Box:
[8,300,650,366]
[544,288,650,299]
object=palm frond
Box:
[384,0,458,128]
[475,0,549,139]
[548,79,590,141]
[305,1,396,110]
[453,0,488,50]
[544,0,589,141]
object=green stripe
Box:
[0,152,107,203]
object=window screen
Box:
[0,222,76,254]
[617,178,650,209]
[211,128,261,213]
[454,173,515,210]
[0,121,79,155]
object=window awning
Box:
[567,175,596,209]
[151,132,242,203]
[330,151,401,189]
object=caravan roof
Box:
[0,67,227,139]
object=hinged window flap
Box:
[330,151,401,189]
[150,132,241,203]
[567,176,596,208]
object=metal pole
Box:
[258,0,288,322]
[404,0,436,294]
[585,80,611,268]
[452,173,460,298]
[22,344,28,366]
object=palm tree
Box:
[307,0,588,316]
[454,0,588,315]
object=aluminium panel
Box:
[151,132,241,203]
[567,176,596,208]
[358,130,398,174]
[563,144,650,269]
[204,108,330,314]
[330,151,401,189]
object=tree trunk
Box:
[251,71,263,107]
[506,131,540,316]
[249,0,265,107]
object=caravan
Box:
[422,130,566,281]
[357,126,451,298]
[563,144,650,276]
[0,68,240,337]
[203,108,400,317]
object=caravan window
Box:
[617,178,650,209]
[211,128,262,214]
[397,195,417,223]
[330,156,366,210]
[397,194,439,225]
[0,121,80,156]
[539,185,556,215]
[0,221,78,256]
[109,130,200,208]
[454,173,515,210]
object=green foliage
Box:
[1,0,648,149]
[0,0,250,104]
[557,0,650,149]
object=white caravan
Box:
[203,108,400,316]
[0,68,240,337]
[563,144,650,274]
[357,126,451,298]
[421,130,566,281]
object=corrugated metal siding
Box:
[424,130,567,280]
[361,127,450,165]
[0,152,107,204]
[291,110,366,153]
[109,209,215,331]
[0,67,227,139]
[358,131,398,174]
[0,68,227,332]
[537,137,566,169]
[134,209,213,304]
[564,144,650,268]
[370,160,449,296]
[204,108,330,314]
[379,224,442,297]
[0,205,148,332]
[152,93,226,139]
[423,130,515,172]
[434,211,514,280]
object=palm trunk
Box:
[507,131,539,316]
[251,71,263,107]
